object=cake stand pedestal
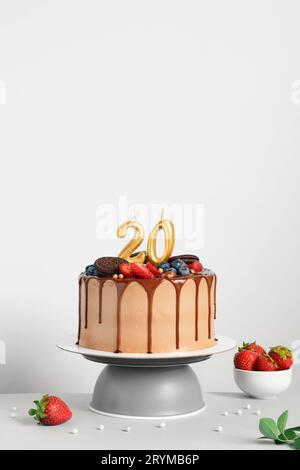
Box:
[57,335,236,419]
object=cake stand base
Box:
[57,335,236,419]
[88,364,206,419]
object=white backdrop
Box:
[0,0,299,393]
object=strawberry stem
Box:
[28,394,49,423]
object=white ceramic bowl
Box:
[234,367,293,399]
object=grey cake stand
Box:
[57,335,236,420]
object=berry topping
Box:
[255,354,278,371]
[269,346,293,370]
[188,261,204,273]
[165,267,177,274]
[177,266,190,276]
[146,262,161,276]
[28,394,72,426]
[157,262,170,271]
[170,259,185,270]
[234,349,259,371]
[85,265,101,276]
[169,254,199,264]
[119,263,133,278]
[239,341,265,356]
[131,263,154,279]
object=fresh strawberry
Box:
[28,394,72,426]
[239,341,265,355]
[131,263,154,279]
[269,346,293,370]
[188,261,203,273]
[234,349,259,371]
[255,354,278,371]
[146,262,161,276]
[119,263,133,278]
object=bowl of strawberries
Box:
[233,342,293,399]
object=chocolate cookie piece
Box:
[94,257,128,276]
[169,254,199,265]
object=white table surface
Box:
[0,390,298,450]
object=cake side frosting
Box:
[78,270,217,353]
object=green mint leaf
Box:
[259,418,281,440]
[277,410,288,435]
[28,409,36,416]
[293,437,300,450]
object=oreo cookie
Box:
[94,257,128,276]
[168,254,199,265]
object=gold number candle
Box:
[117,220,146,263]
[147,218,175,266]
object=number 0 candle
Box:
[147,216,175,266]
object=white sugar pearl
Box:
[216,426,223,432]
[11,412,16,418]
[159,422,166,428]
[124,426,131,432]
[97,425,105,431]
[255,410,261,415]
[245,404,251,410]
[72,428,79,434]
[223,411,229,416]
[237,409,242,415]
[11,406,17,411]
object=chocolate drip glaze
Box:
[78,271,216,352]
[194,277,202,341]
[76,277,83,344]
[213,274,217,319]
[172,279,188,349]
[80,277,106,329]
[115,282,129,352]
[204,276,214,338]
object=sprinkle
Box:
[159,422,166,428]
[124,426,131,432]
[237,409,242,415]
[97,425,105,431]
[255,410,261,415]
[72,428,79,434]
[216,426,223,432]
[223,411,229,416]
[11,406,17,411]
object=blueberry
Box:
[85,264,100,276]
[158,262,170,271]
[170,259,185,269]
[178,267,190,276]
[165,267,177,274]
[85,265,94,275]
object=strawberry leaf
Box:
[28,409,36,416]
[277,410,288,435]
